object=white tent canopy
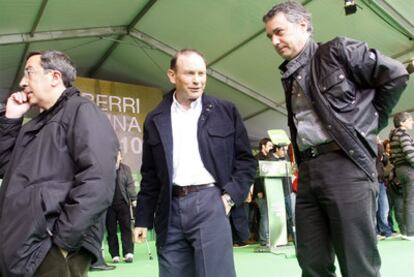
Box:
[1,0,413,144]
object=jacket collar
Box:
[24,87,79,131]
[20,87,80,144]
[279,38,318,79]
[33,86,79,123]
[153,89,215,116]
[151,89,215,183]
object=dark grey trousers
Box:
[158,186,236,277]
[296,151,381,277]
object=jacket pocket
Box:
[319,69,356,112]
[207,124,235,138]
[3,186,49,238]
[147,135,161,146]
[40,181,73,234]
[2,186,50,275]
[207,125,235,151]
[207,124,235,168]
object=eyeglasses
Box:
[23,68,40,78]
[23,68,51,78]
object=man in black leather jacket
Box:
[263,1,409,276]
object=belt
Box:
[172,183,215,197]
[300,141,341,161]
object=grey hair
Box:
[27,50,76,88]
[263,1,313,34]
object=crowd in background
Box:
[377,112,414,241]
[230,138,297,252]
[0,1,412,275]
[91,110,414,274]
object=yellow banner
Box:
[75,77,163,176]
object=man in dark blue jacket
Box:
[263,1,409,277]
[134,48,256,277]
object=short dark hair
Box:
[273,144,287,150]
[27,50,76,88]
[263,1,313,34]
[259,138,272,150]
[393,112,412,128]
[170,48,206,71]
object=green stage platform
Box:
[90,238,412,277]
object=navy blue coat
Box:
[135,91,256,247]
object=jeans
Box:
[290,193,296,223]
[285,193,295,239]
[376,181,393,236]
[395,165,414,236]
[243,202,255,238]
[256,197,269,246]
[387,185,404,232]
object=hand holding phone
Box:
[5,91,31,118]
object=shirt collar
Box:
[172,91,203,112]
[279,38,318,78]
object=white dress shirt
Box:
[171,93,215,186]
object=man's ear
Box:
[50,70,64,87]
[167,69,176,84]
[298,19,308,33]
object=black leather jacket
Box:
[281,37,409,181]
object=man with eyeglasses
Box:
[0,50,119,276]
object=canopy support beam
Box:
[0,27,126,45]
[87,0,158,77]
[129,30,287,116]
[10,0,49,91]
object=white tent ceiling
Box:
[1,0,413,144]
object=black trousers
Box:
[105,202,134,257]
[296,151,381,277]
[92,213,106,266]
[34,245,92,277]
[158,186,235,277]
